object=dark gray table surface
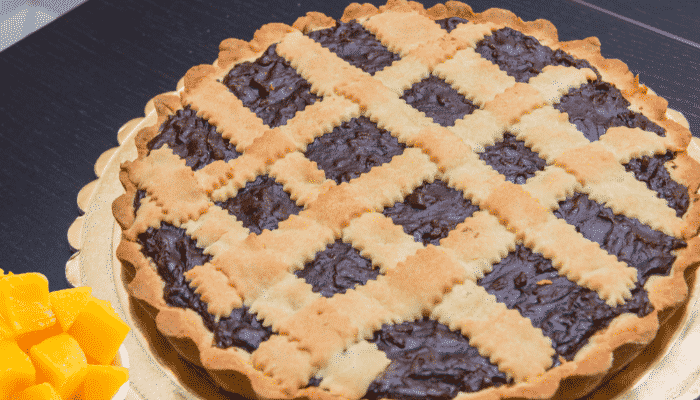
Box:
[0,1,698,399]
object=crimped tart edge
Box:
[111,1,700,399]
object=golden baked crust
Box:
[112,1,700,399]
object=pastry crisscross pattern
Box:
[124,8,691,399]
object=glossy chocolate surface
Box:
[401,75,478,127]
[554,81,666,141]
[365,317,510,400]
[475,27,600,83]
[137,223,272,352]
[222,44,321,128]
[308,20,400,75]
[554,192,686,279]
[624,151,689,217]
[479,132,547,184]
[215,174,302,235]
[295,239,380,297]
[304,116,405,184]
[148,107,241,171]
[382,179,479,246]
[479,244,653,361]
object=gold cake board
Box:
[66,86,700,400]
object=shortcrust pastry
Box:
[112,1,700,399]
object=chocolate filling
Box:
[307,20,400,75]
[222,44,321,128]
[137,223,272,352]
[553,192,686,277]
[401,75,478,127]
[435,17,470,33]
[554,81,666,142]
[304,116,406,184]
[382,180,479,246]
[215,175,302,235]
[478,244,653,361]
[624,151,689,218]
[148,107,241,171]
[294,239,380,297]
[475,27,600,83]
[365,317,510,400]
[478,132,547,184]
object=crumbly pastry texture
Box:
[112,1,700,399]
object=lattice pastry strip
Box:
[362,10,446,56]
[183,263,243,321]
[268,151,337,207]
[182,68,269,152]
[556,143,683,237]
[434,47,516,106]
[432,280,555,382]
[439,210,518,276]
[599,127,676,164]
[527,65,597,105]
[180,205,249,250]
[316,341,392,399]
[342,212,424,274]
[249,274,321,332]
[126,146,209,225]
[511,106,592,162]
[521,165,582,211]
[483,183,637,305]
[121,194,165,242]
[304,148,438,234]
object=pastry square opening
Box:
[382,179,479,246]
[215,175,303,235]
[401,75,478,127]
[478,132,546,184]
[474,27,600,83]
[304,116,406,184]
[624,151,689,218]
[294,238,381,298]
[222,43,321,128]
[149,106,241,171]
[307,20,400,75]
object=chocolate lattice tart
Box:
[112,1,700,399]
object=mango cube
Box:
[0,340,36,399]
[0,272,55,336]
[49,286,93,331]
[30,333,88,399]
[75,365,129,400]
[15,382,62,400]
[68,300,130,365]
[15,320,63,354]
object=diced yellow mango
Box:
[15,320,63,354]
[0,273,55,336]
[0,340,36,399]
[49,286,93,331]
[0,313,14,341]
[74,365,129,400]
[30,333,88,399]
[15,382,62,400]
[68,300,130,365]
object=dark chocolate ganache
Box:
[294,239,381,297]
[304,116,405,184]
[624,151,689,218]
[478,132,547,184]
[222,43,321,128]
[478,244,654,361]
[554,81,666,142]
[553,192,686,278]
[137,223,272,352]
[435,17,470,33]
[382,179,479,246]
[215,174,302,235]
[307,20,400,75]
[475,27,600,83]
[364,317,510,400]
[401,75,478,127]
[148,107,241,171]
